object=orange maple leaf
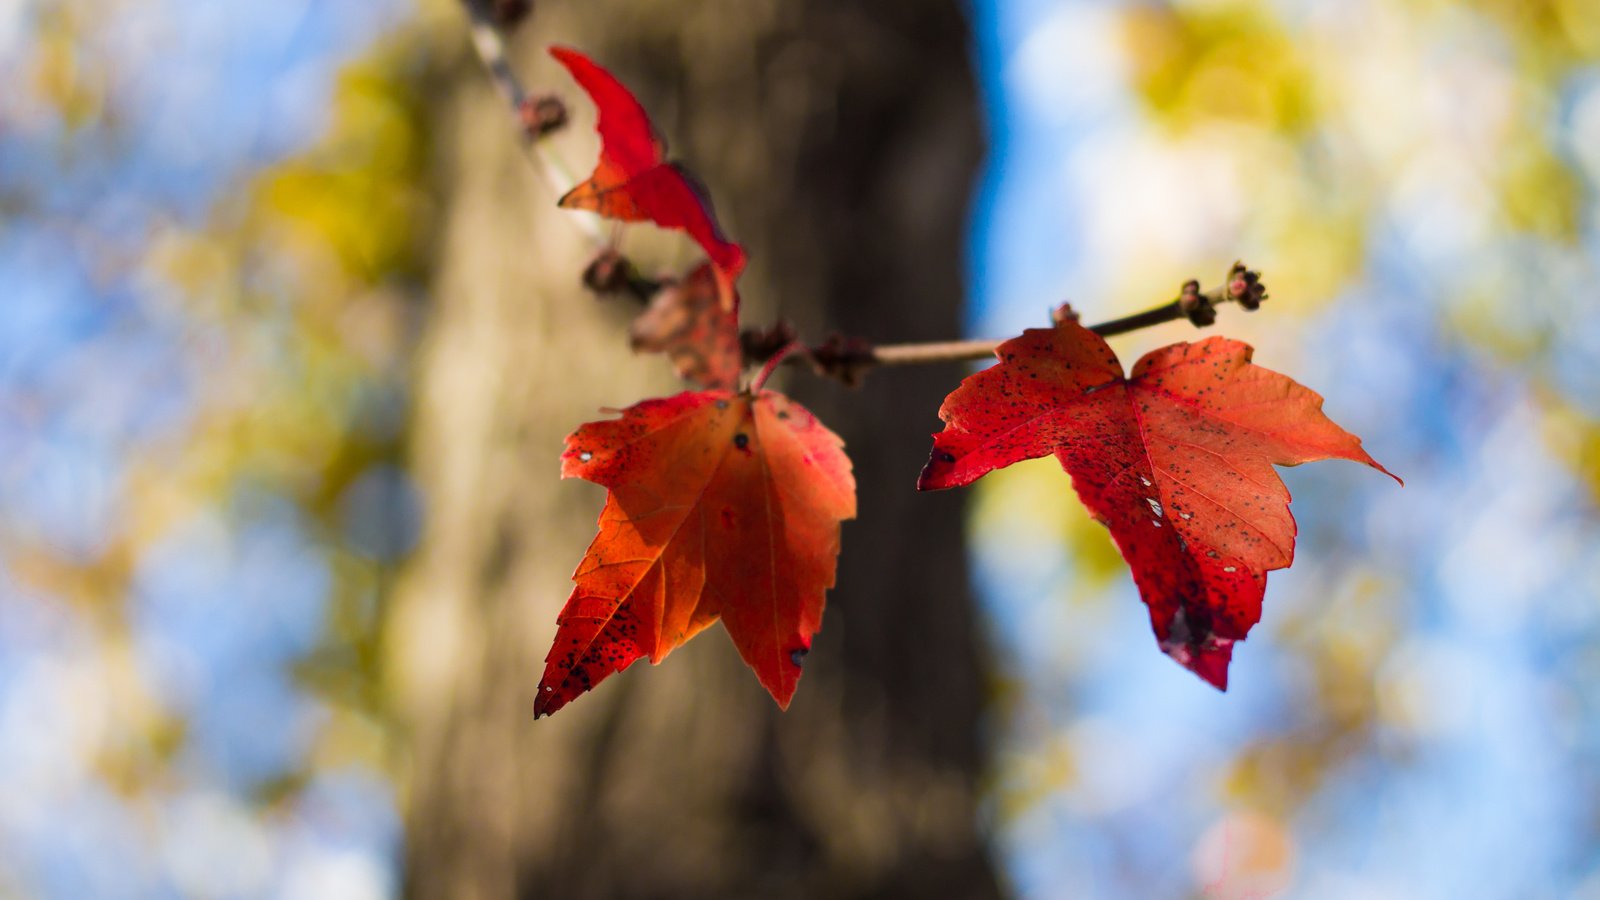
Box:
[537,390,856,717]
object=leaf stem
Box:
[748,341,804,394]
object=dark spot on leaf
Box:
[937,450,957,463]
[790,648,808,667]
[734,433,749,449]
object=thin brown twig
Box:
[867,302,1183,366]
[755,263,1267,385]
[457,0,606,247]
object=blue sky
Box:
[0,2,404,897]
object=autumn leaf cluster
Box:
[534,47,1395,718]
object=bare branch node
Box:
[582,249,658,302]
[520,94,569,138]
[491,0,533,29]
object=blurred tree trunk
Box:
[388,2,996,897]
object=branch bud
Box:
[582,249,658,301]
[491,0,533,29]
[1226,261,1267,310]
[1178,278,1216,327]
[808,334,876,388]
[520,94,568,138]
[740,320,799,366]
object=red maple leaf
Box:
[536,389,856,718]
[917,320,1397,689]
[629,263,742,390]
[549,46,748,306]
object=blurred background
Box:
[1,0,1597,897]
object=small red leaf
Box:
[918,320,1397,689]
[630,263,742,390]
[537,390,856,717]
[549,46,747,305]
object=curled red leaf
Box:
[549,46,747,307]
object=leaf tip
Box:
[765,676,799,712]
[558,443,596,479]
[1172,648,1231,691]
[533,683,564,719]
[1373,458,1404,487]
[546,44,582,67]
[1160,611,1235,690]
[1350,445,1403,487]
[916,442,964,492]
[1196,660,1230,692]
